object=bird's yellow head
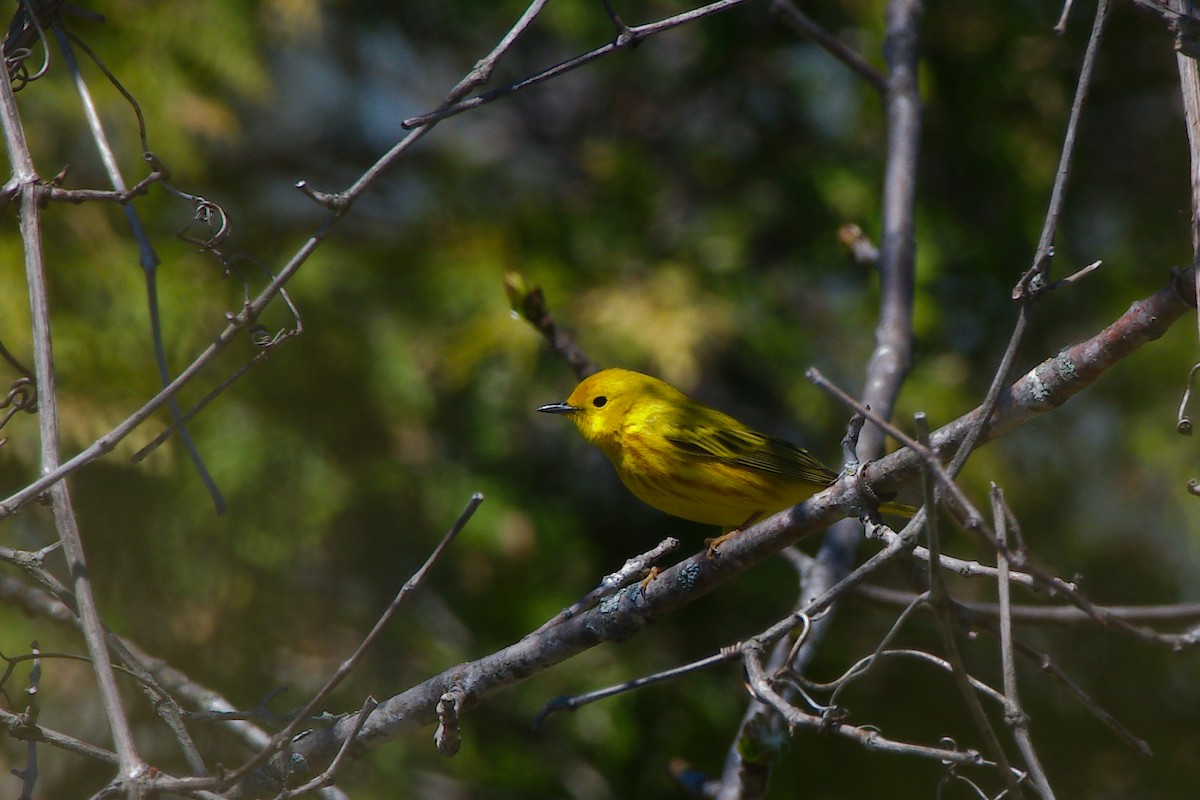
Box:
[537,368,682,450]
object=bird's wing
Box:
[664,419,838,486]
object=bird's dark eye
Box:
[593,396,608,408]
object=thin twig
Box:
[768,1,887,92]
[13,641,41,800]
[905,539,1050,591]
[59,26,149,155]
[599,0,633,40]
[918,415,1023,799]
[0,706,118,766]
[1054,0,1076,34]
[538,613,811,734]
[993,486,1056,799]
[823,592,929,709]
[43,169,164,203]
[741,644,993,768]
[806,647,1008,708]
[131,351,272,463]
[401,0,756,129]
[279,697,378,798]
[54,24,226,513]
[997,627,1152,758]
[506,271,598,379]
[1014,0,1110,300]
[535,647,738,729]
[220,494,483,791]
[851,582,1200,626]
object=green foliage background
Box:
[2,1,1199,797]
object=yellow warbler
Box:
[539,368,912,529]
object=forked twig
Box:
[402,0,756,129]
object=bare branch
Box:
[12,642,41,800]
[917,417,1022,799]
[742,643,995,768]
[851,583,1200,627]
[506,271,598,380]
[768,1,887,92]
[278,697,379,798]
[866,267,1197,500]
[717,0,923,793]
[215,494,483,795]
[1014,0,1111,301]
[993,487,1056,799]
[0,48,146,788]
[42,169,164,203]
[401,0,757,130]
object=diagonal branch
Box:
[1014,0,1111,300]
[401,0,757,129]
[867,267,1197,499]
[768,1,887,92]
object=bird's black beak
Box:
[537,401,578,415]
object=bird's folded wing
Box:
[664,425,837,485]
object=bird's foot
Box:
[639,565,660,589]
[705,530,740,560]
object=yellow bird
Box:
[539,368,911,530]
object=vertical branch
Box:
[920,418,1022,799]
[1170,0,1200,498]
[0,45,145,792]
[994,487,1056,798]
[714,2,922,797]
[14,642,41,800]
[861,0,921,445]
[1174,0,1200,260]
[805,0,922,687]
